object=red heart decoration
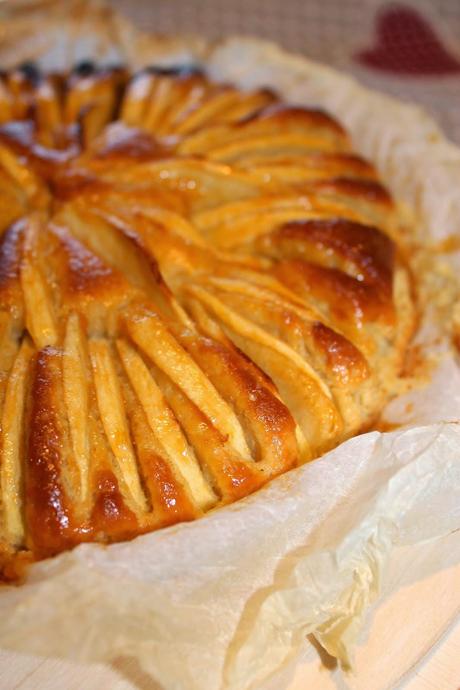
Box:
[355,3,460,75]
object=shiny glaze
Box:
[25,347,77,557]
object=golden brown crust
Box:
[0,65,415,578]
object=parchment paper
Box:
[0,6,459,690]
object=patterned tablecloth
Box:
[113,0,460,145]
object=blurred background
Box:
[111,0,460,143]
[0,0,459,142]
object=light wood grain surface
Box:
[1,556,458,690]
[0,620,458,690]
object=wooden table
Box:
[1,552,458,690]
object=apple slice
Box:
[125,307,251,460]
[34,79,62,147]
[186,285,343,456]
[121,72,156,127]
[117,339,216,510]
[0,79,12,124]
[193,197,364,249]
[174,89,249,135]
[178,332,300,475]
[89,338,148,514]
[20,218,58,349]
[0,338,33,547]
[0,145,47,207]
[207,133,341,164]
[63,312,91,506]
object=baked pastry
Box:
[0,62,414,579]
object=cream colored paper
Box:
[0,9,459,690]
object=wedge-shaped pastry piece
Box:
[273,259,395,353]
[257,218,394,288]
[202,276,369,383]
[193,274,376,435]
[259,218,397,335]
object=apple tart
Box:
[0,62,415,579]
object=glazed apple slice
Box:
[236,153,377,182]
[34,78,62,147]
[125,305,252,460]
[193,195,365,249]
[5,69,33,120]
[142,76,177,132]
[174,89,254,135]
[156,73,210,134]
[89,338,148,515]
[231,105,347,143]
[177,330,300,475]
[124,385,199,526]
[54,203,173,319]
[0,79,12,124]
[63,312,91,507]
[20,216,58,349]
[175,88,277,136]
[117,338,216,510]
[207,133,342,164]
[199,275,370,433]
[64,68,125,145]
[185,284,343,456]
[178,103,347,153]
[25,345,79,557]
[120,158,261,211]
[120,71,157,127]
[0,145,48,208]
[0,338,33,547]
